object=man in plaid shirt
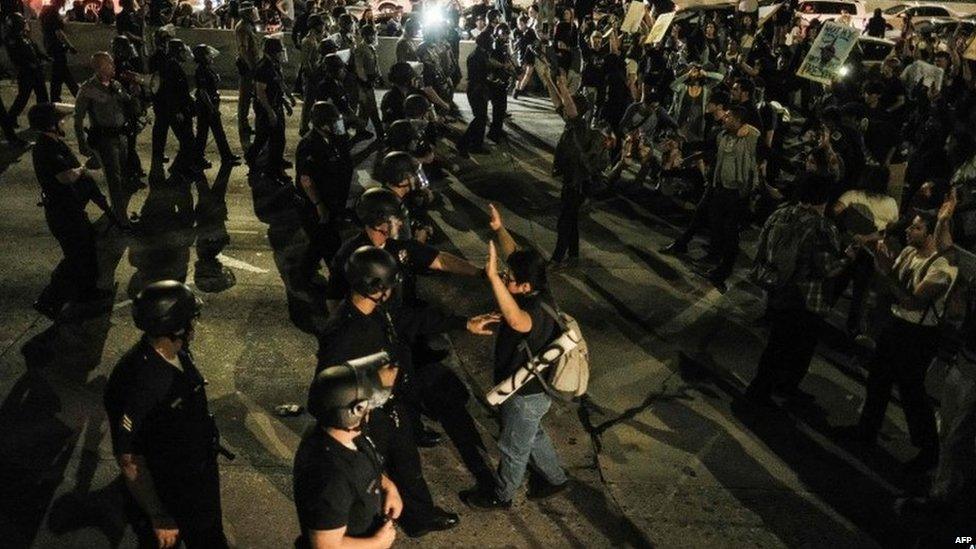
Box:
[745,176,854,407]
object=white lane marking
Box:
[113,299,132,310]
[227,229,261,235]
[216,253,270,274]
[244,411,296,462]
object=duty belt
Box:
[88,125,129,140]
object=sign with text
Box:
[644,12,676,45]
[621,1,647,34]
[796,22,860,84]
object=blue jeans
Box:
[496,392,567,502]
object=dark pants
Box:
[247,107,285,176]
[150,102,170,162]
[552,180,583,262]
[37,209,98,311]
[49,52,78,102]
[674,187,714,249]
[300,206,343,270]
[0,94,19,142]
[459,87,488,151]
[708,187,747,281]
[141,458,228,549]
[747,306,822,399]
[153,110,196,174]
[859,316,940,454]
[831,250,874,332]
[195,98,233,159]
[10,71,49,119]
[368,404,436,528]
[488,85,507,140]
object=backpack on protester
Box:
[750,205,819,292]
[484,302,590,406]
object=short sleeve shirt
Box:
[293,428,384,538]
[327,233,439,301]
[891,247,956,326]
[493,292,559,395]
[32,134,82,211]
[254,57,285,109]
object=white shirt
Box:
[890,246,956,326]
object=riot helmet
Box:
[310,101,345,135]
[378,151,428,191]
[388,61,416,88]
[167,38,191,62]
[132,281,203,338]
[112,35,138,62]
[344,245,401,298]
[307,351,394,429]
[355,187,404,230]
[403,94,431,119]
[192,43,219,63]
[385,120,420,154]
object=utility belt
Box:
[87,125,130,141]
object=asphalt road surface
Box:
[0,87,962,548]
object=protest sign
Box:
[796,22,860,84]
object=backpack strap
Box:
[539,301,568,332]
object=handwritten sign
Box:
[796,22,860,84]
[620,1,647,34]
[644,11,675,45]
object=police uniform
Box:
[75,77,137,215]
[326,233,439,307]
[194,62,234,161]
[316,296,465,534]
[104,338,228,548]
[154,56,196,175]
[4,31,49,120]
[292,426,386,546]
[31,133,104,315]
[40,4,78,102]
[295,128,353,267]
[249,56,287,177]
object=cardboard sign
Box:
[620,2,647,34]
[964,34,976,61]
[796,22,860,84]
[644,11,675,45]
[757,3,781,28]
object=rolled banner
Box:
[486,330,581,406]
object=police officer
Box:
[104,281,229,548]
[148,25,175,166]
[235,3,263,146]
[313,53,373,146]
[4,13,50,122]
[293,352,401,548]
[354,24,385,141]
[487,24,514,144]
[75,52,139,217]
[318,246,498,537]
[376,151,436,245]
[248,35,293,180]
[458,30,492,157]
[296,101,353,270]
[113,35,150,182]
[158,39,198,177]
[192,44,241,166]
[380,62,418,125]
[297,14,326,134]
[29,103,122,320]
[39,0,78,103]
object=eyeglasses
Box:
[499,271,514,283]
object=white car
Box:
[881,3,963,32]
[796,0,870,30]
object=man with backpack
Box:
[460,239,569,509]
[744,177,853,407]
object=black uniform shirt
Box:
[493,291,559,395]
[293,427,384,538]
[116,8,144,41]
[379,87,406,124]
[33,133,84,212]
[466,47,489,93]
[195,64,221,104]
[39,4,66,54]
[159,58,193,113]
[254,57,285,110]
[295,130,352,211]
[326,232,439,303]
[6,35,44,73]
[103,338,215,471]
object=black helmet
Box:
[307,13,324,30]
[403,94,430,118]
[385,120,419,152]
[28,103,71,131]
[338,13,355,32]
[388,62,415,87]
[377,151,418,188]
[308,351,392,429]
[112,35,137,61]
[323,53,346,72]
[345,246,401,297]
[310,100,341,131]
[7,12,26,34]
[167,38,190,59]
[355,187,403,228]
[192,43,218,63]
[132,280,202,336]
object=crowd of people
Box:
[5,0,976,546]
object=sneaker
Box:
[459,488,512,511]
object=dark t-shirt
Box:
[254,57,285,109]
[295,131,352,211]
[293,427,384,539]
[493,291,559,395]
[466,47,489,93]
[39,5,66,54]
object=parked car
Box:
[882,2,963,32]
[796,0,869,29]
